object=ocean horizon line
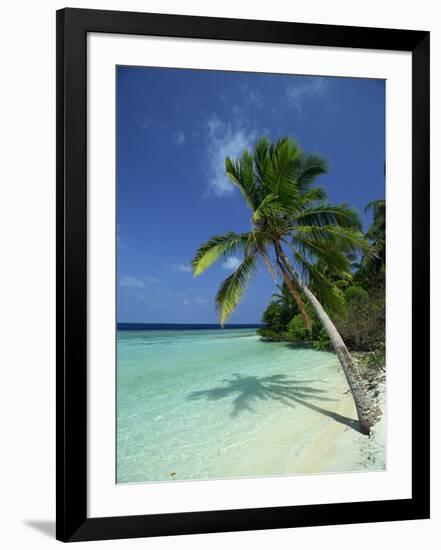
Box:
[118,322,262,331]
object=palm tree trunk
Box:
[276,258,313,333]
[262,248,313,334]
[274,241,379,435]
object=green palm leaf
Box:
[295,203,362,230]
[252,193,290,223]
[289,234,352,274]
[225,151,258,211]
[292,249,346,315]
[295,153,329,192]
[266,138,302,211]
[253,136,272,188]
[192,232,251,276]
[291,224,369,254]
[300,186,328,204]
[216,255,257,325]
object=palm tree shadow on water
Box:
[188,373,362,434]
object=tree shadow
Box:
[189,373,362,433]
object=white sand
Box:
[207,369,386,479]
[288,381,386,475]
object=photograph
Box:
[0,0,434,546]
[116,66,386,485]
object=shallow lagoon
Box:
[117,328,360,483]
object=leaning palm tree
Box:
[192,137,379,434]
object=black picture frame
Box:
[56,7,430,542]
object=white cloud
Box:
[145,275,159,283]
[119,275,145,288]
[172,131,185,145]
[222,256,241,270]
[171,263,192,273]
[205,114,256,196]
[194,296,208,305]
[285,77,327,112]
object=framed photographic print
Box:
[56,8,430,542]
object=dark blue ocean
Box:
[117,323,262,331]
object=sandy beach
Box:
[286,379,386,475]
[207,369,386,480]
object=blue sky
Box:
[117,67,385,324]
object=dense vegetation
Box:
[258,199,385,354]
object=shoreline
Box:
[287,379,386,475]
[196,361,386,481]
[284,355,386,475]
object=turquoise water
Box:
[117,328,344,483]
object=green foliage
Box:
[256,327,287,341]
[356,199,386,290]
[193,136,370,326]
[312,328,331,351]
[286,314,310,342]
[257,283,299,340]
[336,285,385,351]
[259,292,332,350]
[258,236,385,353]
[365,200,385,245]
[259,281,384,352]
[262,301,290,333]
[192,232,251,276]
[215,255,257,325]
[344,285,369,303]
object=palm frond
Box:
[315,282,346,316]
[295,153,329,192]
[293,250,346,316]
[252,193,290,223]
[293,249,334,288]
[267,138,302,209]
[365,199,386,242]
[364,199,385,216]
[192,232,250,276]
[215,255,257,325]
[294,203,363,230]
[253,136,272,188]
[225,151,258,211]
[291,224,369,255]
[289,233,352,274]
[300,186,328,204]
